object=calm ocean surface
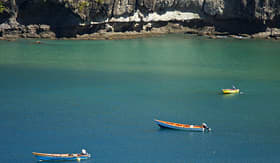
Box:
[0,35,280,163]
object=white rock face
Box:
[107,10,200,23]
[142,11,200,22]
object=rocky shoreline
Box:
[1,22,280,41]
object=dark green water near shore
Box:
[0,35,280,163]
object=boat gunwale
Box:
[154,119,204,129]
[222,89,240,94]
[32,152,90,158]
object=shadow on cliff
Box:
[0,11,11,24]
[16,0,82,37]
[203,0,267,34]
[210,19,266,34]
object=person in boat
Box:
[202,123,211,131]
[232,85,236,90]
[202,123,208,129]
[81,149,87,155]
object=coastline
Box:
[1,26,280,41]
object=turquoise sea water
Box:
[0,35,280,163]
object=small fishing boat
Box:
[32,149,91,161]
[222,89,240,94]
[154,119,211,132]
[222,85,240,94]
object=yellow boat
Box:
[222,89,240,94]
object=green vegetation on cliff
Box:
[78,1,90,12]
[0,2,6,14]
[95,0,104,4]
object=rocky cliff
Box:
[1,0,280,39]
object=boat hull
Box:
[32,152,90,161]
[154,119,205,132]
[222,89,240,94]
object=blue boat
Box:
[154,119,211,132]
[32,149,91,161]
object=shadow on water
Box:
[220,93,242,101]
[35,160,92,163]
[218,91,246,97]
[156,127,211,134]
